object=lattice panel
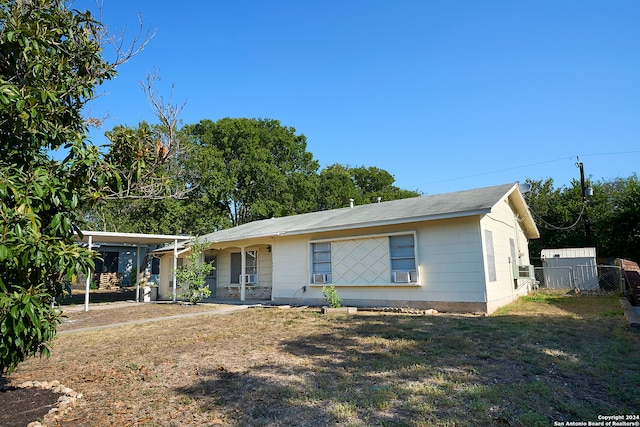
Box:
[332,237,390,284]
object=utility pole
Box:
[576,157,593,246]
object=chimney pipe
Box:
[349,199,354,208]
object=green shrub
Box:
[0,285,61,375]
[176,239,214,305]
[322,284,342,308]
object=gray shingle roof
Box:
[198,183,524,244]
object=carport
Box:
[74,231,193,311]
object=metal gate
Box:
[534,265,624,294]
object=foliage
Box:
[0,0,154,374]
[0,285,60,375]
[89,121,422,235]
[322,284,342,308]
[525,174,640,263]
[317,164,421,210]
[85,187,230,235]
[0,0,117,374]
[175,239,214,305]
[182,118,320,226]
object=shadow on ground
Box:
[174,312,639,426]
[56,288,137,306]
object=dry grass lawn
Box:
[6,291,640,426]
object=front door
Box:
[204,255,217,297]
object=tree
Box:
[595,175,640,263]
[525,175,640,264]
[317,164,361,210]
[182,118,320,226]
[317,164,421,210]
[101,72,189,200]
[0,0,150,375]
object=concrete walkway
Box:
[57,303,251,335]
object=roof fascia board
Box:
[79,231,192,241]
[504,188,540,239]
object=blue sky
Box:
[76,0,640,195]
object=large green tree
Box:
[317,164,421,210]
[0,0,153,374]
[182,118,320,226]
[525,175,640,264]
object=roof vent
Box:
[349,199,354,208]
[377,197,382,203]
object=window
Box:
[312,242,332,283]
[230,251,257,284]
[484,230,496,282]
[390,234,416,282]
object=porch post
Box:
[84,235,93,312]
[172,238,178,303]
[135,244,141,303]
[240,246,246,301]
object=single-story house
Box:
[156,183,540,313]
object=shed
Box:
[540,247,598,290]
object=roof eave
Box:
[201,208,493,245]
[505,187,541,239]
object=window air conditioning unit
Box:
[517,265,534,279]
[240,274,257,284]
[313,273,329,284]
[393,271,411,283]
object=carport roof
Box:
[75,231,192,246]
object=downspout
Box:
[84,235,93,312]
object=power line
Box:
[529,204,586,231]
[416,156,574,187]
[412,150,640,189]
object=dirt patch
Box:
[4,294,640,426]
[0,384,60,427]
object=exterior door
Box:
[204,255,217,297]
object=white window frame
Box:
[389,234,418,283]
[311,242,332,283]
[310,231,419,286]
